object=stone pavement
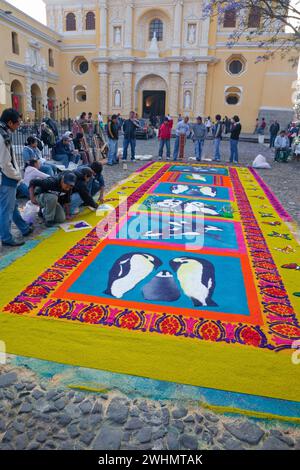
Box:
[0,364,299,451]
[0,138,300,450]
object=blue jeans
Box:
[53,154,79,168]
[158,139,171,158]
[213,138,221,161]
[40,163,56,177]
[194,139,204,161]
[0,184,30,243]
[173,136,180,161]
[108,139,118,165]
[270,134,276,148]
[230,139,239,163]
[123,139,136,160]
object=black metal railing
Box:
[12,119,72,169]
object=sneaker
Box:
[23,226,34,237]
[131,157,136,161]
[72,208,80,215]
[2,239,25,247]
[158,156,162,161]
[166,157,170,161]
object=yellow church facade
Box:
[0,0,297,132]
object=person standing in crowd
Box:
[73,132,89,164]
[158,116,173,161]
[173,116,190,161]
[22,136,56,176]
[79,112,88,134]
[288,122,298,147]
[177,114,183,122]
[122,111,140,161]
[107,114,119,166]
[254,118,259,134]
[87,112,94,146]
[205,116,212,134]
[269,120,280,148]
[223,115,231,134]
[212,114,223,162]
[258,117,266,135]
[98,112,104,130]
[230,115,242,164]
[191,116,206,162]
[274,130,290,162]
[29,171,77,227]
[0,108,33,246]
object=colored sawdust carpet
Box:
[1,162,300,412]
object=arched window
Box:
[66,12,76,31]
[149,19,163,41]
[86,11,95,30]
[225,87,242,105]
[223,9,237,28]
[74,85,87,103]
[248,6,261,28]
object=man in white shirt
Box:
[173,116,190,161]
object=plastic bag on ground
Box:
[252,154,271,169]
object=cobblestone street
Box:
[0,362,300,451]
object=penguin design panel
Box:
[170,256,217,307]
[105,252,162,299]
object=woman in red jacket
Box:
[158,117,173,160]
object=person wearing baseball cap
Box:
[29,171,77,227]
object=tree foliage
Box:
[203,0,300,65]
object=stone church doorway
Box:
[142,90,166,119]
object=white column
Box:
[122,61,133,115]
[195,63,207,117]
[124,2,133,53]
[199,17,210,56]
[168,61,181,119]
[98,63,109,118]
[56,6,63,34]
[172,0,183,54]
[99,0,107,55]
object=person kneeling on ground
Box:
[52,136,80,168]
[274,131,290,163]
[70,167,99,215]
[29,171,77,227]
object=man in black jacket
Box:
[70,167,99,215]
[212,114,223,162]
[29,172,76,227]
[230,115,242,164]
[122,111,140,161]
[269,120,280,149]
[107,115,119,165]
